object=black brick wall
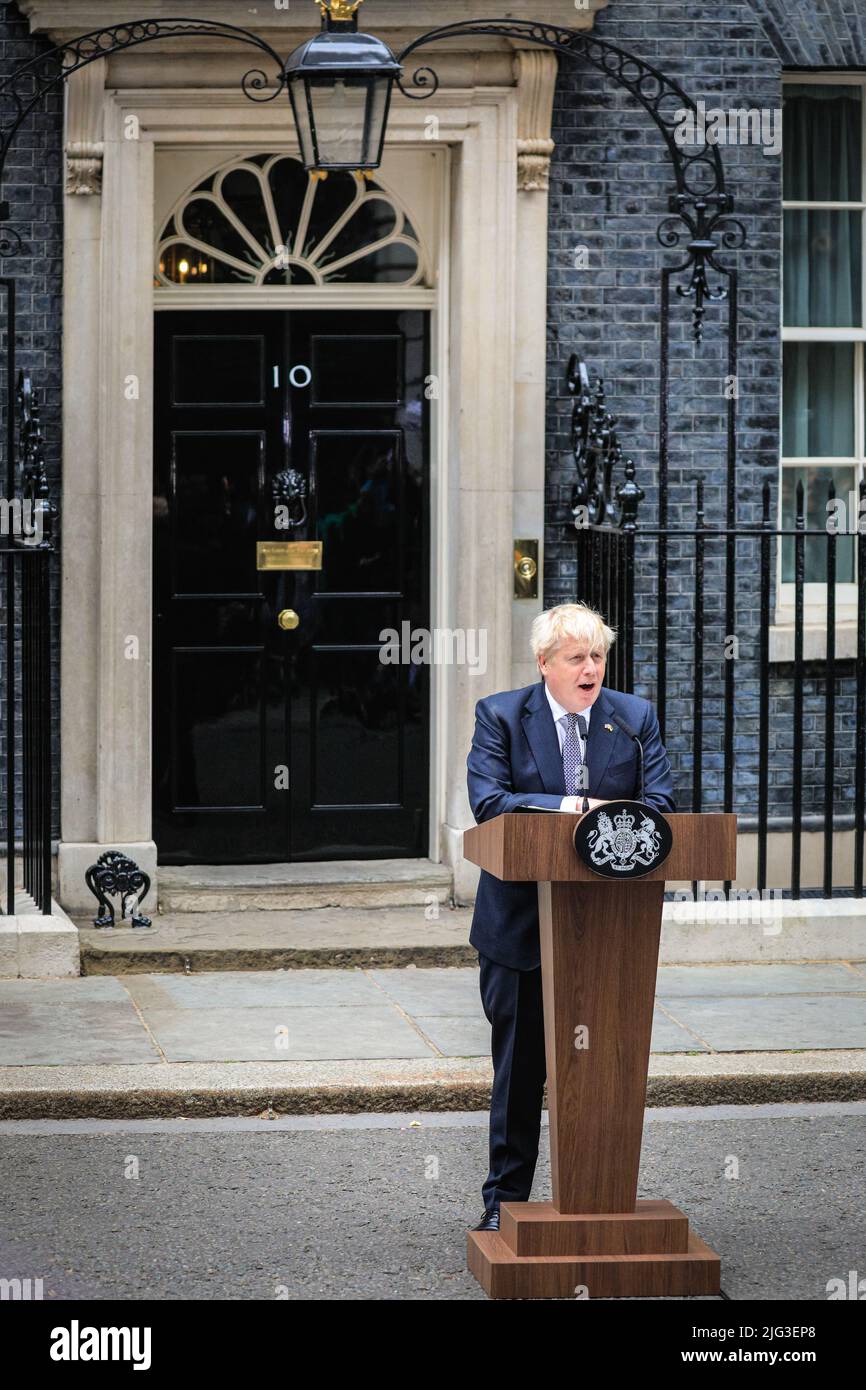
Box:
[2,0,863,849]
[0,0,63,843]
[545,0,865,826]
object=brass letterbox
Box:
[256,541,323,572]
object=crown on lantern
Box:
[317,0,364,21]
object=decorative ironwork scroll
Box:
[0,15,743,343]
[397,19,745,342]
[0,10,746,767]
[566,355,643,533]
[84,850,152,928]
[0,18,287,226]
[15,370,55,545]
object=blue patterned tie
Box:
[562,712,585,796]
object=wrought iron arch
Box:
[400,20,725,196]
[0,11,746,590]
[0,17,287,243]
[392,17,747,726]
[0,8,748,912]
[396,18,746,342]
[0,14,745,333]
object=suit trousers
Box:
[478,951,547,1210]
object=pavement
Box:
[3,1102,865,1299]
[2,959,866,1117]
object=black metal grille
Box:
[1,358,55,916]
[1,544,52,913]
[575,471,866,899]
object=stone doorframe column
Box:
[445,48,559,901]
[56,61,560,912]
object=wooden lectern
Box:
[464,810,737,1300]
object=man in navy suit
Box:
[466,602,675,1231]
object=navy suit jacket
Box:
[466,680,676,971]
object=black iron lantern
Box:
[284,0,402,172]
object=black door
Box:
[153,309,430,863]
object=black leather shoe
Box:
[472,1207,500,1232]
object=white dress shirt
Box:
[544,682,595,811]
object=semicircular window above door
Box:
[156,152,430,288]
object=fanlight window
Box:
[156,152,427,287]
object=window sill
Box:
[768,620,858,663]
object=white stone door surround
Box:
[24,2,598,911]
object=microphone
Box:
[608,711,645,803]
[577,714,590,813]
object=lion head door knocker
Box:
[272,469,308,532]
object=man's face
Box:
[538,635,606,712]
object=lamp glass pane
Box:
[305,76,389,168]
[361,80,390,164]
[288,83,314,168]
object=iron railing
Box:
[1,544,52,913]
[566,354,641,695]
[0,367,55,915]
[573,458,866,898]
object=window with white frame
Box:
[781,75,864,612]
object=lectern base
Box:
[467,1199,720,1299]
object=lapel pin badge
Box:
[604,723,614,732]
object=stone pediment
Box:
[17,0,608,47]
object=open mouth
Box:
[578,681,595,691]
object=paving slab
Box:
[662,994,866,1051]
[411,1016,492,1056]
[0,1009,161,1067]
[124,969,386,1010]
[138,1005,434,1063]
[651,1011,711,1053]
[655,962,866,996]
[1,963,866,1114]
[0,977,160,1066]
[0,978,132,1005]
[367,966,483,1015]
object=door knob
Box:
[515,555,537,582]
[278,608,300,631]
[513,539,539,599]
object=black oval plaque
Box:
[573,800,673,879]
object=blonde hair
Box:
[530,602,617,665]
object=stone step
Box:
[3,1056,864,1121]
[156,858,454,914]
[1,893,80,979]
[75,904,475,974]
